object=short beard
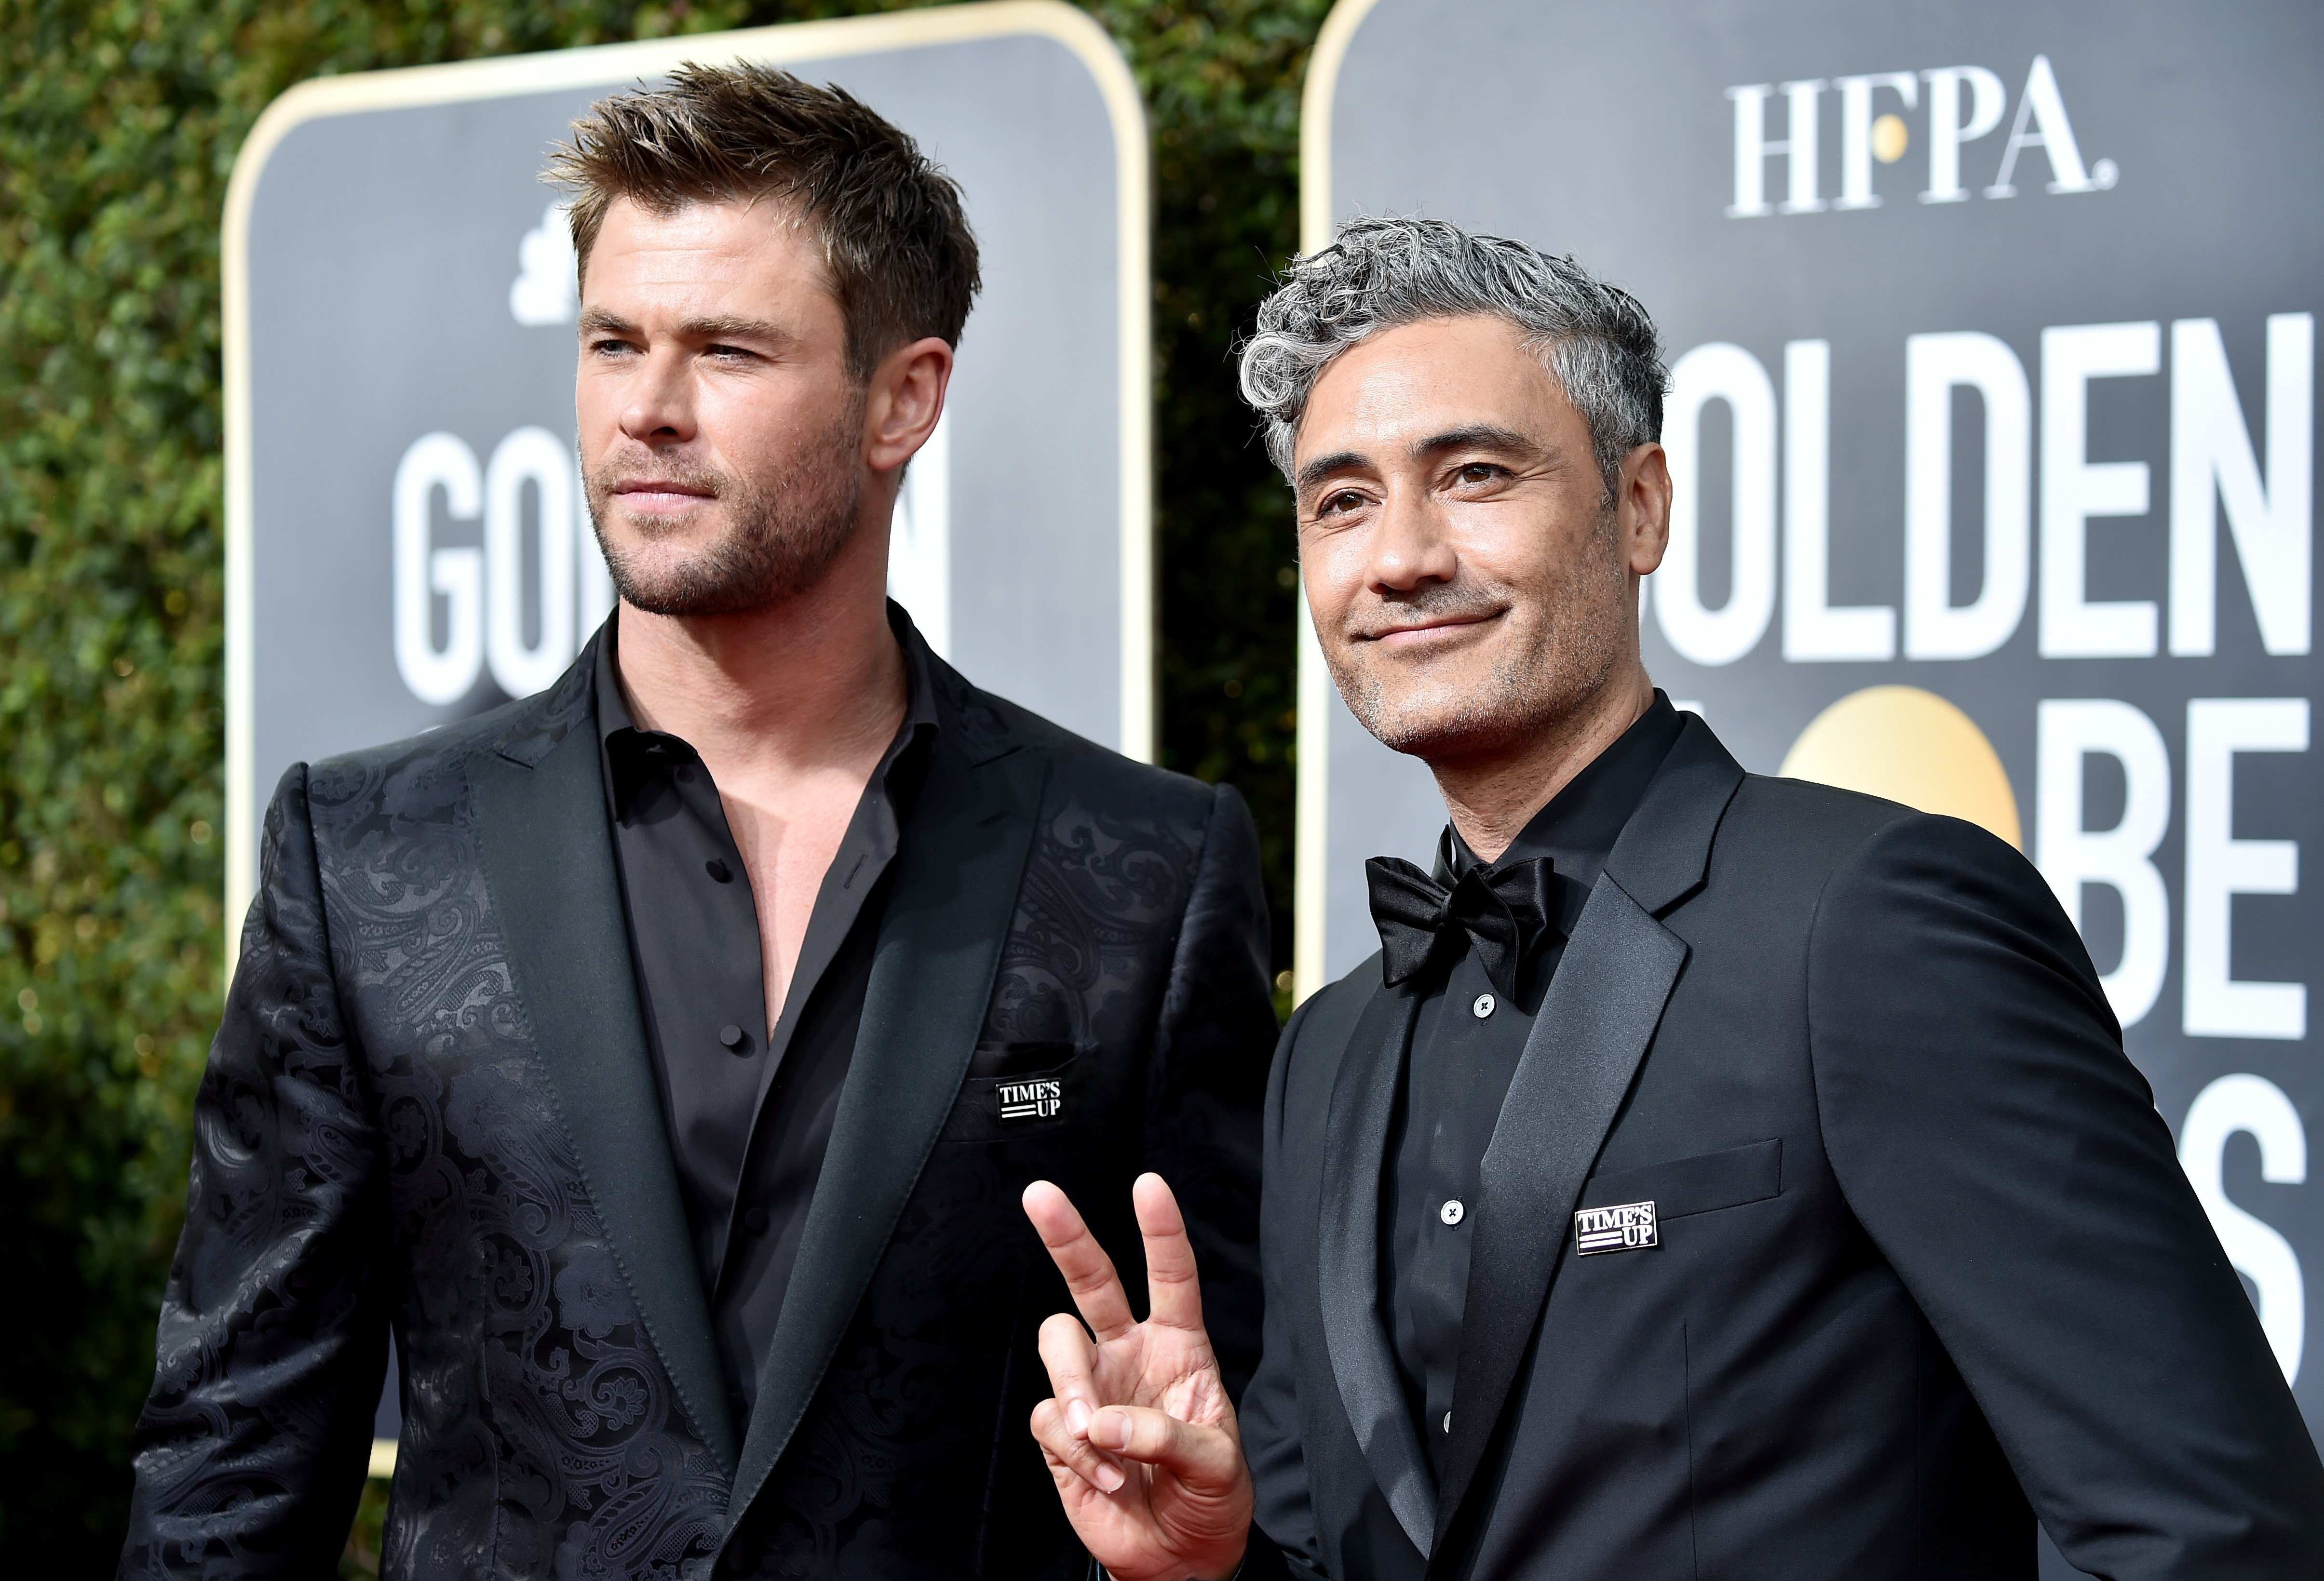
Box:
[586,396,865,617]
[1328,507,1628,763]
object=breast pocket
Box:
[942,1040,1088,1145]
[1577,1138,1783,1238]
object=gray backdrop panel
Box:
[1318,0,2324,1549]
[246,30,1123,834]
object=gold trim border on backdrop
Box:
[1292,0,1387,1000]
[222,0,1155,940]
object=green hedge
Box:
[0,0,1320,1562]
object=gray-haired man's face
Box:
[1292,314,1671,769]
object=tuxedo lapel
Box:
[470,648,740,1477]
[1430,877,1685,1545]
[722,721,1048,1533]
[1318,982,1439,1558]
[1432,717,1743,1551]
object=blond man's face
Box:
[573,196,865,616]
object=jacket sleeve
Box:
[1807,812,2324,1579]
[1145,782,1278,1405]
[1238,996,1327,1580]
[120,764,391,1578]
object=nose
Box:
[620,345,697,447]
[1366,484,1459,594]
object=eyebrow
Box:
[576,310,796,347]
[1296,450,1368,491]
[1295,423,1544,493]
[677,314,794,346]
[1409,423,1539,461]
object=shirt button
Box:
[743,1206,770,1234]
[1472,992,1496,1019]
[1442,1411,1453,1434]
[705,858,733,883]
[1440,1199,1465,1226]
[719,1024,746,1052]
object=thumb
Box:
[1086,1405,1243,1491]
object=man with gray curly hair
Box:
[1020,215,2322,1581]
[1236,218,1666,766]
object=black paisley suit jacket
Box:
[121,623,1277,1580]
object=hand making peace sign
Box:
[1021,1173,1254,1581]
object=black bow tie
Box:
[1366,854,1557,999]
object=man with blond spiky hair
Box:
[122,65,1274,1580]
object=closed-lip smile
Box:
[1369,611,1499,646]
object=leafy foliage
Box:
[0,0,1318,1563]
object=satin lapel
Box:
[471,696,740,1477]
[1432,874,1689,1550]
[1318,982,1438,1558]
[722,733,1048,1531]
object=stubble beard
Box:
[586,397,866,618]
[1328,509,1630,764]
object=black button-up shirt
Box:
[595,614,938,1426]
[1380,693,1685,1479]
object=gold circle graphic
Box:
[1871,113,1909,164]
[1778,685,2021,849]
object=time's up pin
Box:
[1573,1200,1658,1255]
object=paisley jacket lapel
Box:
[1318,983,1438,1558]
[722,656,1048,1536]
[471,636,741,1477]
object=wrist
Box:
[1096,1538,1248,1581]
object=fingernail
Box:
[1094,1461,1125,1493]
[1066,1399,1092,1436]
[1093,1412,1132,1451]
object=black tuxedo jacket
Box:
[121,628,1276,1579]
[1242,716,2324,1581]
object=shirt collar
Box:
[1442,690,1687,885]
[594,604,942,822]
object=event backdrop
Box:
[222,0,1152,932]
[1295,0,2324,1514]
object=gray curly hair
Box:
[1237,216,1668,501]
